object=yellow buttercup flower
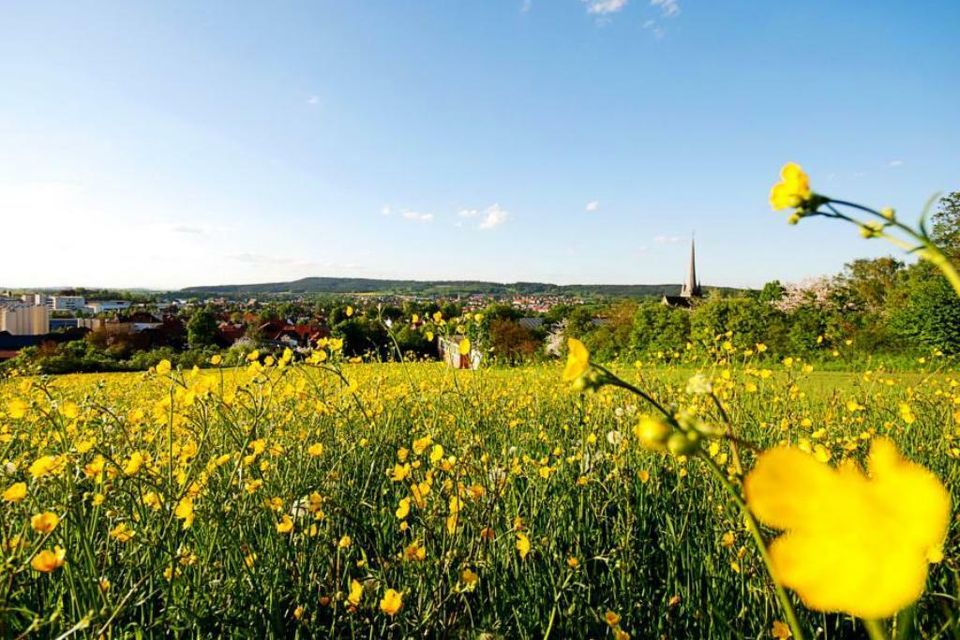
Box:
[562,338,590,383]
[2,482,27,502]
[31,512,59,534]
[347,579,363,607]
[379,588,403,616]
[516,532,531,559]
[769,162,813,211]
[744,438,950,619]
[31,546,66,573]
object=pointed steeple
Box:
[680,235,702,298]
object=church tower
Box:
[679,236,702,298]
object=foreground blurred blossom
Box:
[745,438,950,619]
[562,338,590,383]
[769,162,812,211]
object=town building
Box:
[0,304,50,336]
[86,300,132,314]
[50,295,86,311]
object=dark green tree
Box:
[187,307,219,348]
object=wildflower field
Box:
[1,351,957,638]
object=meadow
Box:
[1,348,957,638]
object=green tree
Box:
[187,307,219,348]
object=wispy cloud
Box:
[583,0,628,15]
[479,204,509,229]
[643,19,664,38]
[650,0,679,17]
[521,0,533,13]
[306,95,320,106]
[887,159,904,168]
[228,252,319,268]
[170,224,205,235]
[585,200,600,212]
[654,234,682,245]
[459,204,510,230]
[402,210,434,223]
[381,205,392,216]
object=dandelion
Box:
[745,438,950,619]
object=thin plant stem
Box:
[863,618,890,640]
[697,453,806,640]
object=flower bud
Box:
[667,430,701,457]
[634,415,673,451]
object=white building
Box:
[21,293,50,307]
[86,300,132,314]
[0,304,50,336]
[50,295,86,311]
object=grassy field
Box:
[0,355,957,638]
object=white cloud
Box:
[402,210,434,223]
[381,205,392,216]
[521,0,533,12]
[307,95,320,105]
[170,224,205,235]
[585,200,600,212]
[584,0,628,15]
[650,0,679,17]
[643,19,665,38]
[478,204,509,230]
[458,204,510,229]
[228,252,317,268]
[654,234,682,245]
[888,159,904,168]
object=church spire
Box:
[680,235,702,298]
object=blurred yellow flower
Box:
[771,620,792,639]
[769,162,812,211]
[562,338,590,383]
[395,497,410,520]
[347,579,363,607]
[380,588,403,616]
[277,515,294,534]
[156,359,172,376]
[31,546,66,572]
[745,438,950,618]
[2,482,27,502]
[31,512,59,534]
[7,398,28,419]
[516,532,531,559]
[174,496,195,529]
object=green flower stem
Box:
[863,618,890,640]
[824,199,960,298]
[594,365,676,424]
[697,453,806,640]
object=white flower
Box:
[685,373,712,395]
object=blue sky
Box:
[1,1,958,290]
